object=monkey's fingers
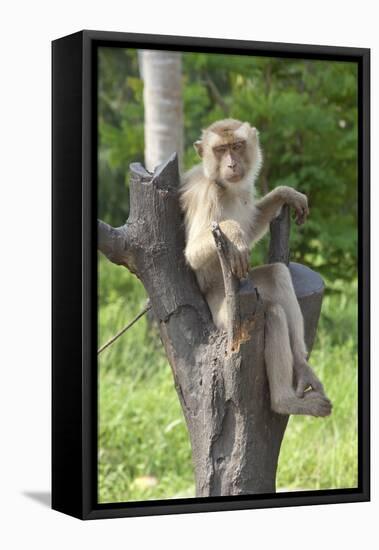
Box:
[234,258,244,280]
[294,206,309,225]
[238,253,249,279]
[229,251,242,279]
[229,246,248,279]
[302,205,310,222]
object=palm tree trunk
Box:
[140,50,184,171]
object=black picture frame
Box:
[52,30,370,520]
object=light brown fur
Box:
[179,119,332,418]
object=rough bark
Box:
[98,154,324,496]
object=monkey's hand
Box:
[226,237,250,280]
[216,220,250,279]
[281,187,309,225]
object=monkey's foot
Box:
[294,362,325,398]
[301,391,332,417]
[272,391,332,417]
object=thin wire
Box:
[97,303,152,355]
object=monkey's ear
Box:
[235,122,252,140]
[193,140,203,157]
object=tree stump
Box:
[98,154,324,496]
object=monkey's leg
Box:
[250,264,306,356]
[250,264,327,398]
[265,303,331,417]
[269,263,328,397]
[205,284,228,330]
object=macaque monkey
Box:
[179,119,332,417]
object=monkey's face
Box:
[213,141,247,183]
[194,120,261,188]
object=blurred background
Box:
[97,48,358,503]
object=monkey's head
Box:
[194,119,262,189]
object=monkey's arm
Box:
[185,220,249,280]
[251,186,309,243]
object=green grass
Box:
[277,284,358,490]
[98,255,358,503]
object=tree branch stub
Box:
[97,220,129,266]
[268,204,291,265]
[211,222,259,355]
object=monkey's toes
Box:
[304,392,332,417]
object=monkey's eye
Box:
[232,142,244,151]
[214,146,227,155]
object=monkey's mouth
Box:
[226,173,244,183]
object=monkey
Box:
[179,119,332,418]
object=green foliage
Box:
[98,48,144,225]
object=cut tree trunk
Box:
[98,154,324,496]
